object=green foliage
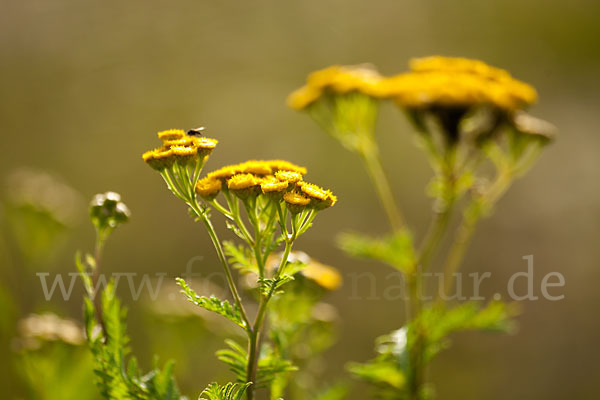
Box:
[347,360,406,394]
[16,342,98,400]
[216,339,248,383]
[312,383,351,400]
[216,339,297,389]
[83,282,184,400]
[223,241,258,275]
[258,275,295,297]
[349,301,517,399]
[338,231,416,274]
[199,382,251,400]
[176,278,247,330]
[410,301,518,363]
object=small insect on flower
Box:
[187,127,205,137]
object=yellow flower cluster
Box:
[287,57,537,113]
[142,129,218,170]
[287,65,384,110]
[195,160,337,211]
[382,56,537,112]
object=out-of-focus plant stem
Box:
[359,146,406,232]
[442,168,513,297]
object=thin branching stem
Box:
[359,146,406,232]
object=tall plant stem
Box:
[189,201,250,330]
[92,231,108,339]
[408,152,458,399]
[359,147,405,232]
[246,237,294,400]
[406,270,424,400]
[441,170,513,298]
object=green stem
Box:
[441,170,513,298]
[408,150,458,399]
[359,147,405,232]
[246,234,295,400]
[92,230,108,340]
[189,200,251,330]
[407,272,424,400]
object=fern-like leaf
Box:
[176,278,247,330]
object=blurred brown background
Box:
[1,0,599,399]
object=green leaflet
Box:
[338,230,416,274]
[258,275,295,297]
[199,382,251,400]
[410,301,518,362]
[216,340,297,389]
[176,278,247,330]
[223,241,258,275]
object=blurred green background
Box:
[1,0,599,399]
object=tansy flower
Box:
[171,146,198,165]
[267,160,308,175]
[298,181,337,210]
[195,176,222,200]
[275,170,303,184]
[143,129,218,170]
[227,173,262,199]
[207,160,307,181]
[283,191,311,213]
[157,129,186,142]
[162,136,199,148]
[380,56,537,113]
[287,64,384,110]
[227,173,261,190]
[142,148,175,170]
[260,179,289,194]
[195,137,218,159]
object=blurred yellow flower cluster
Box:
[384,56,537,111]
[196,160,337,211]
[287,64,383,110]
[142,129,218,170]
[266,250,342,291]
[288,56,537,113]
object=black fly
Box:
[187,127,205,137]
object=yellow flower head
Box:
[275,170,303,184]
[207,160,307,181]
[162,136,199,148]
[287,64,384,110]
[381,56,537,112]
[283,191,311,214]
[195,176,222,200]
[157,129,186,142]
[144,129,219,171]
[142,147,175,170]
[195,137,218,159]
[171,145,198,165]
[240,160,273,175]
[227,173,261,190]
[260,179,289,194]
[226,173,262,199]
[298,181,337,210]
[267,160,308,175]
